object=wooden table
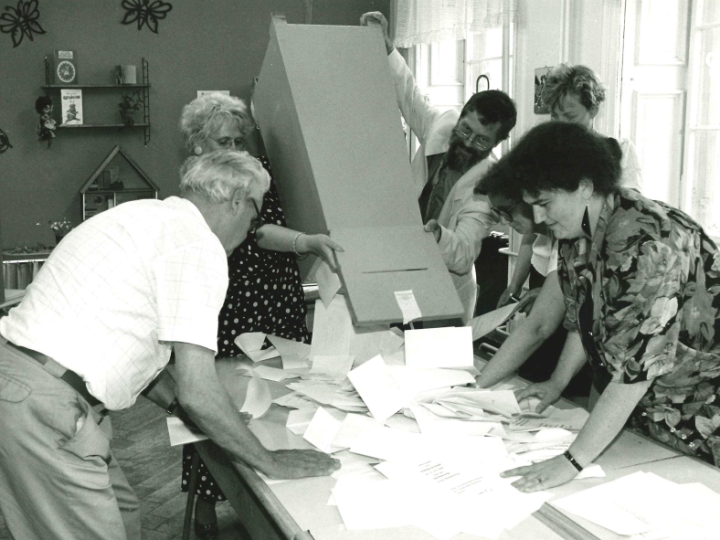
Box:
[195,357,720,540]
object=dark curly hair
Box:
[475,157,524,202]
[461,90,517,143]
[476,122,620,198]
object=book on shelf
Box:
[60,89,83,125]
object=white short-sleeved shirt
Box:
[0,197,229,410]
[530,137,643,277]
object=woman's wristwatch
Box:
[563,450,584,472]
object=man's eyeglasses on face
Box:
[249,199,264,233]
[490,200,520,224]
[211,136,246,149]
[453,127,493,151]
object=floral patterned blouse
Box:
[557,188,720,465]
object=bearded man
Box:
[361,12,517,324]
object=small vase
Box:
[55,234,65,245]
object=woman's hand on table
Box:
[515,379,565,414]
[265,449,341,479]
[296,234,344,272]
[501,454,579,492]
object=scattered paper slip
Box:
[251,365,292,382]
[166,416,208,446]
[303,406,345,453]
[267,334,311,360]
[235,332,280,362]
[394,290,422,324]
[240,373,272,419]
[286,407,318,436]
[332,412,377,448]
[310,296,353,358]
[404,327,474,369]
[272,391,315,410]
[347,355,406,423]
[309,258,342,308]
[309,354,354,381]
[469,303,518,341]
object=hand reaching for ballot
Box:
[360,11,394,55]
[262,449,341,479]
[295,234,344,272]
[515,379,565,414]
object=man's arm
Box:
[476,270,565,388]
[361,11,443,148]
[172,342,339,479]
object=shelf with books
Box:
[42,58,151,145]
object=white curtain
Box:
[391,0,517,48]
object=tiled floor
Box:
[0,396,248,539]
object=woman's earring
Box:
[193,146,202,156]
[581,203,592,238]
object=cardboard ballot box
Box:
[254,19,463,326]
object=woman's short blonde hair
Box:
[179,93,254,153]
[541,64,606,113]
[179,150,270,204]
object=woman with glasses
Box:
[475,162,581,391]
[497,63,643,311]
[491,122,720,491]
[178,93,342,538]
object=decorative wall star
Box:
[121,0,173,34]
[0,0,46,48]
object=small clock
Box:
[48,50,78,85]
[56,60,76,84]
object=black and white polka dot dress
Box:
[181,156,309,501]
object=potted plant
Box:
[48,218,73,244]
[118,93,143,127]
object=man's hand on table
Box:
[501,454,579,493]
[262,449,341,479]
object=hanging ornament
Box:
[121,0,173,34]
[35,95,56,148]
[0,0,46,48]
[0,126,13,153]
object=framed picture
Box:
[534,66,553,114]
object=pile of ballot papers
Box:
[167,291,607,539]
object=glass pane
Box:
[637,0,688,64]
[430,40,463,85]
[635,93,684,206]
[688,130,720,238]
[698,0,720,25]
[694,26,720,126]
[484,27,503,58]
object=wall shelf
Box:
[58,123,150,129]
[42,84,151,89]
[43,58,151,145]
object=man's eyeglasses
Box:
[210,136,246,149]
[249,199,264,233]
[453,127,493,151]
[490,200,520,224]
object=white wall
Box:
[508,0,623,276]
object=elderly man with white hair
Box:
[0,150,339,540]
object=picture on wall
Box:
[534,66,553,114]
